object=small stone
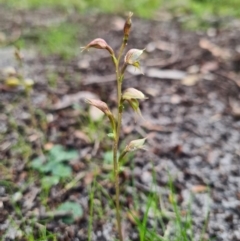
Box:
[141,171,152,184]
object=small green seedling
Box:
[82,12,147,241]
[56,201,83,224]
[31,144,78,189]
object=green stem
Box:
[112,36,128,241]
[112,46,127,240]
[117,42,127,64]
[113,71,124,241]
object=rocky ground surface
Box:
[0,6,240,241]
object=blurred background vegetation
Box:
[1,0,240,19]
[0,0,239,58]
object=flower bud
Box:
[86,99,116,136]
[81,38,114,55]
[14,48,24,62]
[124,138,147,152]
[122,88,146,100]
[5,77,20,88]
[85,99,112,117]
[3,66,16,77]
[23,78,34,88]
[123,12,133,43]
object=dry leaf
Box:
[201,61,219,73]
[140,121,165,131]
[146,68,186,80]
[191,185,208,193]
[181,74,201,86]
[229,98,240,119]
[84,172,94,185]
[127,210,139,224]
[74,131,90,143]
[199,38,231,60]
[44,142,54,151]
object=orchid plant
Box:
[82,12,147,241]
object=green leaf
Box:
[40,161,56,173]
[57,201,83,224]
[103,151,113,164]
[51,164,72,177]
[107,133,114,138]
[48,145,78,163]
[103,151,119,164]
[41,176,60,189]
[31,156,46,172]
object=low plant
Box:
[31,144,78,189]
[82,12,147,241]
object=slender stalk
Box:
[113,61,124,241]
[117,42,127,64]
[112,41,128,240]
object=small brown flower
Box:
[85,99,112,117]
[81,38,114,55]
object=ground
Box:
[0,5,240,241]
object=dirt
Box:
[0,7,240,241]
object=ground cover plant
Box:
[0,2,240,241]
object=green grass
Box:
[1,0,240,19]
[37,23,80,59]
[2,0,240,59]
[165,0,240,29]
[14,23,81,59]
[182,0,240,17]
[0,0,161,18]
[123,164,211,241]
